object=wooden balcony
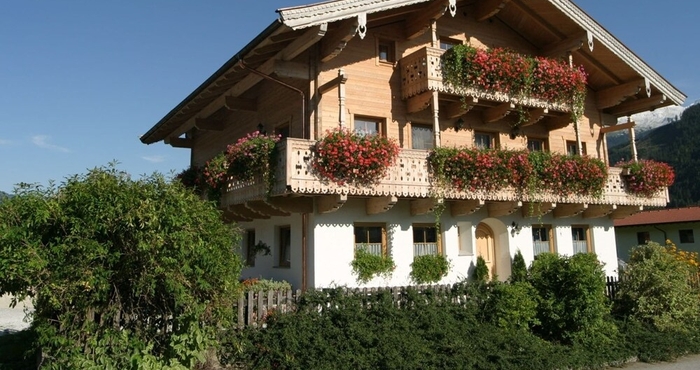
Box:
[399,46,572,123]
[221,138,668,220]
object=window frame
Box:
[376,38,396,64]
[571,225,592,254]
[566,140,587,156]
[679,229,695,244]
[353,115,385,137]
[636,231,650,245]
[474,131,497,149]
[412,223,442,256]
[439,36,461,50]
[527,137,548,152]
[411,123,434,150]
[245,229,256,267]
[354,223,387,257]
[532,225,555,256]
[278,225,291,268]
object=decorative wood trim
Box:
[444,97,477,118]
[609,205,643,220]
[450,199,484,217]
[606,94,667,117]
[482,102,515,123]
[245,200,291,217]
[520,107,548,127]
[317,194,347,214]
[487,201,521,217]
[475,0,511,22]
[406,91,433,113]
[366,196,399,215]
[522,202,556,218]
[267,196,314,214]
[320,18,358,62]
[596,78,646,109]
[405,0,453,40]
[280,24,328,61]
[411,198,443,216]
[553,203,588,218]
[224,96,258,112]
[164,136,192,148]
[582,204,616,219]
[599,121,635,134]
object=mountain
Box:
[606,104,687,147]
[0,191,11,202]
[608,103,700,208]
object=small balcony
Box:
[222,138,668,221]
[399,46,573,125]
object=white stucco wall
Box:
[615,222,700,262]
[238,198,620,289]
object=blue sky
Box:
[1,0,698,193]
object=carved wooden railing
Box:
[399,46,571,112]
[222,138,669,208]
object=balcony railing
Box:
[399,46,571,112]
[222,138,669,209]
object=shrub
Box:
[484,281,539,331]
[410,254,450,284]
[613,242,700,332]
[226,131,280,194]
[240,278,292,292]
[473,256,490,282]
[0,165,242,369]
[350,247,395,284]
[509,250,528,283]
[528,252,613,344]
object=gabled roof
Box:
[614,207,700,227]
[141,0,686,145]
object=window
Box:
[532,225,554,256]
[636,231,650,245]
[527,138,547,152]
[566,140,587,156]
[572,226,591,254]
[245,229,256,266]
[354,116,383,137]
[679,229,695,244]
[474,131,496,149]
[377,39,395,63]
[354,223,387,256]
[278,226,291,267]
[411,124,434,149]
[439,37,460,50]
[413,224,441,256]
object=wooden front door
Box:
[476,223,496,278]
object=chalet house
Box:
[141,0,685,289]
[615,206,700,261]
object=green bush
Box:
[350,247,395,284]
[614,242,700,332]
[509,250,528,283]
[473,255,490,282]
[528,252,613,344]
[484,281,539,331]
[409,254,450,284]
[0,166,242,369]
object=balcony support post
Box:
[431,91,441,147]
[629,121,638,162]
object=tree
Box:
[0,165,242,369]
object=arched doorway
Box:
[475,223,496,278]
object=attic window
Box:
[377,39,395,64]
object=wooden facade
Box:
[141,0,685,288]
